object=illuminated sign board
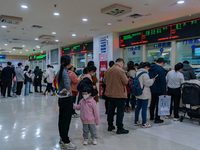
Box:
[29,53,46,61]
[62,42,93,55]
[120,18,200,48]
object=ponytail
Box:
[58,55,71,85]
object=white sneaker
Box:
[92,138,97,145]
[142,123,151,128]
[61,142,76,149]
[165,116,171,119]
[134,121,142,126]
[173,118,179,121]
[83,139,88,146]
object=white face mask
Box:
[83,94,90,99]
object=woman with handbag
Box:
[24,66,33,96]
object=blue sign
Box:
[160,48,164,53]
[132,51,136,55]
[0,55,6,59]
[191,45,196,50]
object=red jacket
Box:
[68,70,81,92]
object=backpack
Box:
[128,72,146,96]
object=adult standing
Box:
[149,58,167,123]
[68,64,81,118]
[11,65,17,97]
[87,61,99,102]
[181,60,196,80]
[103,61,115,114]
[33,66,43,92]
[16,63,25,96]
[1,62,15,98]
[43,65,55,96]
[126,61,136,112]
[24,66,33,96]
[166,63,185,121]
[57,55,76,149]
[103,58,129,134]
[134,62,155,128]
[0,66,3,95]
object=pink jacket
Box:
[83,74,93,82]
[68,70,81,92]
[73,97,100,125]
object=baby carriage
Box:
[180,82,200,125]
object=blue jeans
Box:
[135,99,149,125]
[25,82,30,96]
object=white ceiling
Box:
[0,0,200,56]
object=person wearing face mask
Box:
[73,86,100,146]
[68,64,81,118]
[15,63,25,96]
[77,66,98,104]
[103,58,129,134]
[87,61,99,102]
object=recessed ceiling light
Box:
[177,0,185,4]
[22,45,25,47]
[26,50,28,51]
[20,52,22,53]
[54,12,60,16]
[52,32,56,35]
[72,34,76,37]
[82,18,88,22]
[13,49,16,51]
[55,40,59,42]
[107,23,112,26]
[9,51,11,53]
[35,38,39,40]
[1,25,7,28]
[36,46,40,49]
[4,44,8,46]
[21,4,28,9]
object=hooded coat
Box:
[181,63,196,80]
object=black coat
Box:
[77,77,98,101]
[34,68,43,83]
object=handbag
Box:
[44,78,47,83]
[158,95,171,116]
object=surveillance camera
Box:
[33,49,35,51]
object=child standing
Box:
[73,86,100,146]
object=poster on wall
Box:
[51,48,59,65]
[99,61,107,98]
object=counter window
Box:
[76,54,85,68]
[87,53,93,62]
[147,42,171,66]
[177,38,200,65]
[124,46,143,64]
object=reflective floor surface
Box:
[0,93,200,150]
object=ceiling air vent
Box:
[101,3,132,17]
[12,47,23,50]
[39,35,55,40]
[31,25,43,29]
[129,14,143,18]
[41,41,57,45]
[0,49,6,52]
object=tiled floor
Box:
[0,93,200,150]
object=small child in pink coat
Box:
[73,86,100,146]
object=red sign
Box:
[99,61,107,98]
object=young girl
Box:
[73,86,100,146]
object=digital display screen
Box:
[120,18,200,47]
[62,42,93,55]
[29,53,46,61]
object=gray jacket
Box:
[57,67,72,96]
[181,64,196,80]
[15,67,25,82]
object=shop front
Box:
[29,53,46,71]
[120,18,200,78]
[62,42,93,70]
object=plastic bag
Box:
[158,95,171,116]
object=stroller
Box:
[180,82,200,125]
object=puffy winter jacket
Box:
[181,63,196,80]
[149,64,167,95]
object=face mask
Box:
[91,73,95,76]
[83,94,90,99]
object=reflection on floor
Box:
[0,93,199,150]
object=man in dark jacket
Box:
[181,61,196,80]
[149,58,167,123]
[1,62,15,98]
[33,66,43,92]
[0,66,3,94]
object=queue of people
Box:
[55,55,197,150]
